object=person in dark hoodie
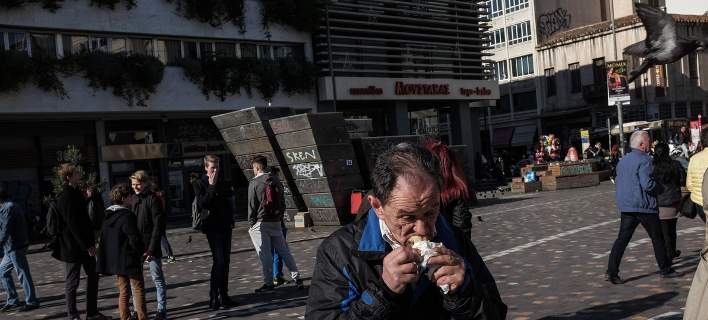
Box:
[52,164,108,320]
[129,170,167,320]
[248,155,303,293]
[653,142,686,261]
[97,183,147,320]
[192,155,237,310]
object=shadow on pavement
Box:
[537,292,678,320]
[622,253,700,284]
[473,196,534,208]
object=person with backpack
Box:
[128,171,168,320]
[149,184,176,263]
[247,155,303,293]
[52,164,108,320]
[96,183,148,320]
[192,155,237,310]
[268,167,289,287]
[0,185,39,312]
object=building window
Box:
[128,38,153,55]
[62,35,89,56]
[690,101,703,118]
[545,68,556,97]
[240,43,257,58]
[514,91,537,111]
[183,41,198,59]
[90,37,109,52]
[675,102,687,118]
[569,63,581,93]
[214,42,236,57]
[8,32,28,52]
[111,38,127,54]
[592,57,605,85]
[156,39,182,65]
[0,32,4,51]
[30,33,56,58]
[688,52,698,86]
[487,0,503,18]
[659,103,672,119]
[490,28,505,48]
[274,45,294,59]
[199,42,214,59]
[258,45,272,60]
[507,21,531,45]
[505,0,529,13]
[493,94,511,114]
[493,60,508,80]
[510,54,533,77]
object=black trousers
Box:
[206,228,232,301]
[64,257,99,318]
[660,218,678,259]
[607,212,672,277]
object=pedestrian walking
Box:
[192,155,237,310]
[150,183,176,263]
[247,155,303,293]
[96,184,148,320]
[423,140,473,241]
[685,129,708,222]
[129,171,168,320]
[52,164,108,320]
[305,143,507,319]
[653,142,685,261]
[606,131,679,285]
[683,168,708,319]
[0,185,39,312]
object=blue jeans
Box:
[0,249,38,306]
[272,226,288,278]
[148,259,167,313]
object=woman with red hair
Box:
[422,140,473,240]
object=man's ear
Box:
[368,195,385,220]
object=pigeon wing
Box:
[623,41,648,57]
[636,3,676,51]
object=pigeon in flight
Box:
[624,3,706,83]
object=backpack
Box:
[45,199,64,238]
[191,196,210,231]
[260,177,282,219]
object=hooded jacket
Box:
[52,185,95,262]
[129,190,165,258]
[192,174,234,234]
[96,205,144,276]
[247,172,286,226]
[305,209,507,320]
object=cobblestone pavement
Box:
[2,181,704,319]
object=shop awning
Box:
[101,143,168,162]
[492,127,514,147]
[510,125,537,147]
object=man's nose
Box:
[414,219,434,237]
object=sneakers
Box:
[86,312,110,320]
[20,304,39,312]
[673,250,682,260]
[273,276,290,287]
[255,283,275,293]
[166,256,176,264]
[0,304,20,312]
[154,311,168,320]
[221,298,237,309]
[660,269,681,278]
[605,274,625,285]
[129,311,138,320]
[295,279,305,290]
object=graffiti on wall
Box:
[538,8,572,39]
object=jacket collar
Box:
[356,208,461,257]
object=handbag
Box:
[679,193,698,219]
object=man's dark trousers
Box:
[64,257,99,318]
[607,212,672,276]
[206,228,232,301]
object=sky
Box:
[665,0,708,15]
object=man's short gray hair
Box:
[630,130,648,149]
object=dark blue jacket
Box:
[615,149,663,213]
[0,201,30,254]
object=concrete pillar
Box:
[468,107,482,183]
[95,120,110,194]
[390,101,410,135]
[450,101,475,183]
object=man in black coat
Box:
[305,144,507,320]
[193,155,236,310]
[52,164,108,320]
[129,170,167,320]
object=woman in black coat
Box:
[97,183,147,320]
[653,142,686,260]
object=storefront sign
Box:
[654,64,666,88]
[319,77,500,101]
[606,60,631,106]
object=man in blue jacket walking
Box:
[0,186,39,312]
[607,130,679,284]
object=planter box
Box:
[549,162,593,177]
[512,181,541,193]
[540,172,600,191]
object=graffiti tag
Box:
[286,149,318,163]
[538,8,571,38]
[292,163,324,178]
